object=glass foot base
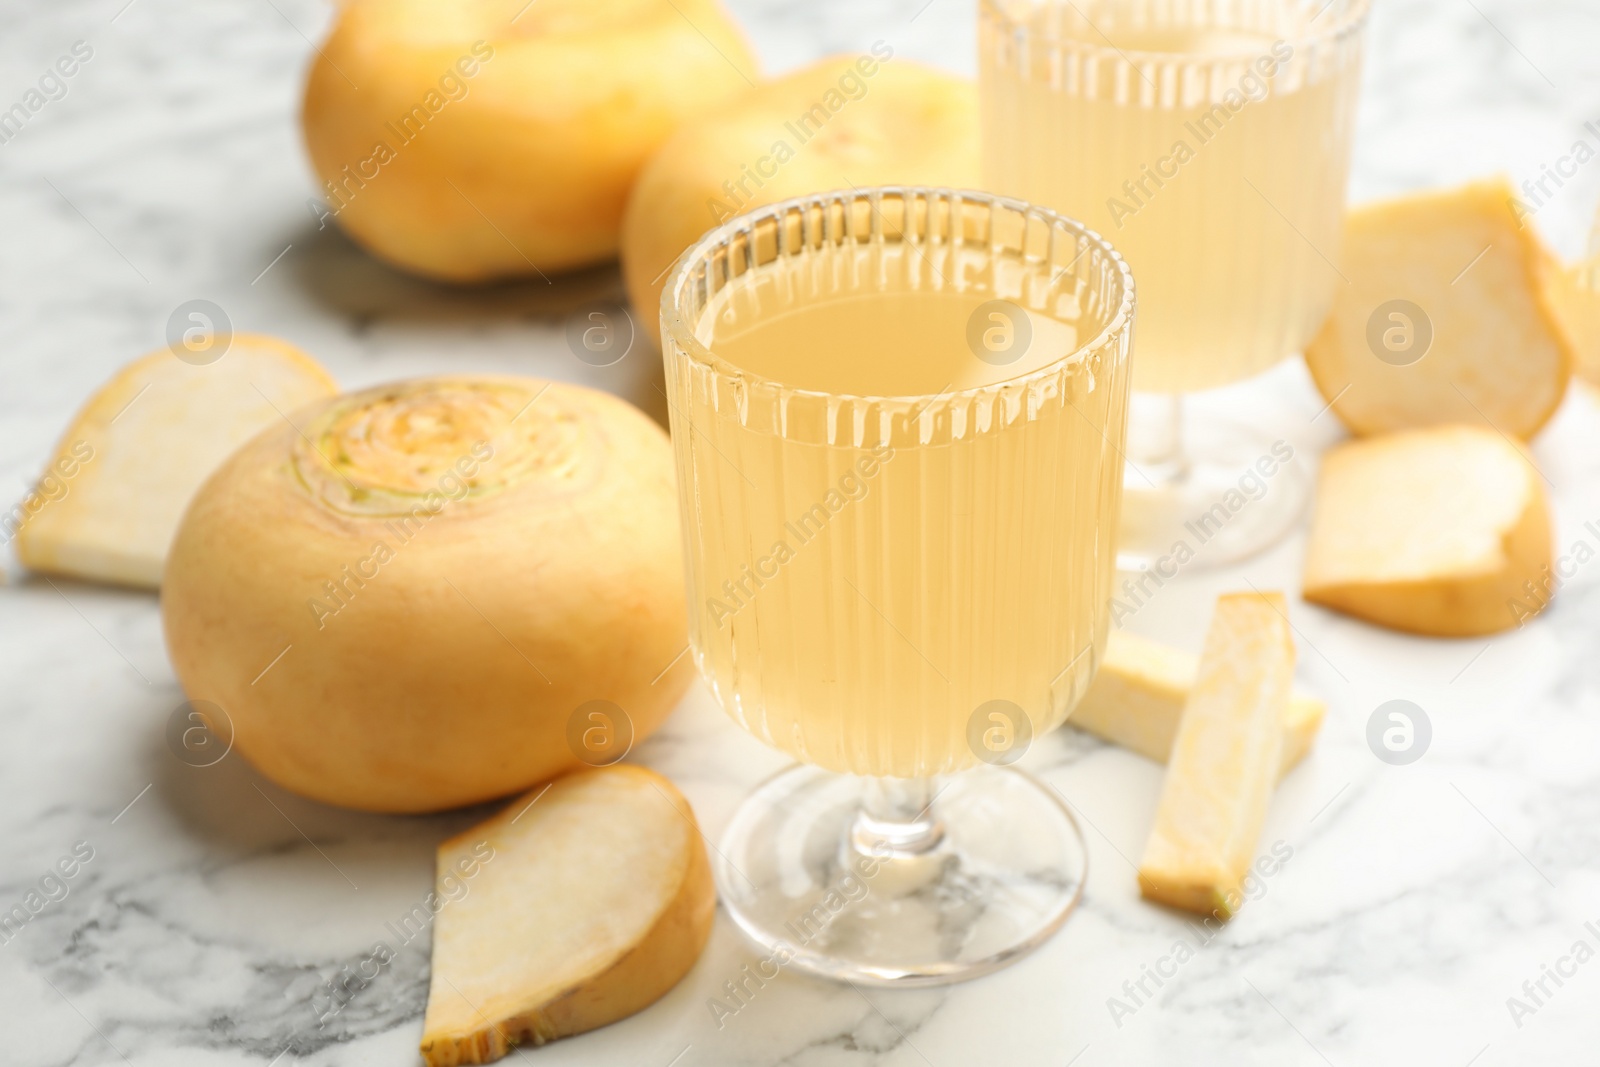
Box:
[1117,416,1309,572]
[713,764,1087,987]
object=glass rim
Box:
[977,0,1373,62]
[659,185,1137,408]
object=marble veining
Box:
[4,0,1600,1063]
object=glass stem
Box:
[1127,392,1189,487]
[852,777,945,858]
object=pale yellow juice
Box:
[981,1,1365,393]
[667,234,1129,778]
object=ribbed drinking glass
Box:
[981,0,1370,567]
[661,186,1135,984]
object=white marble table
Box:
[4,1,1600,1064]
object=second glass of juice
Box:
[981,0,1370,567]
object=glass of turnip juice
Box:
[982,0,1370,567]
[662,186,1135,984]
